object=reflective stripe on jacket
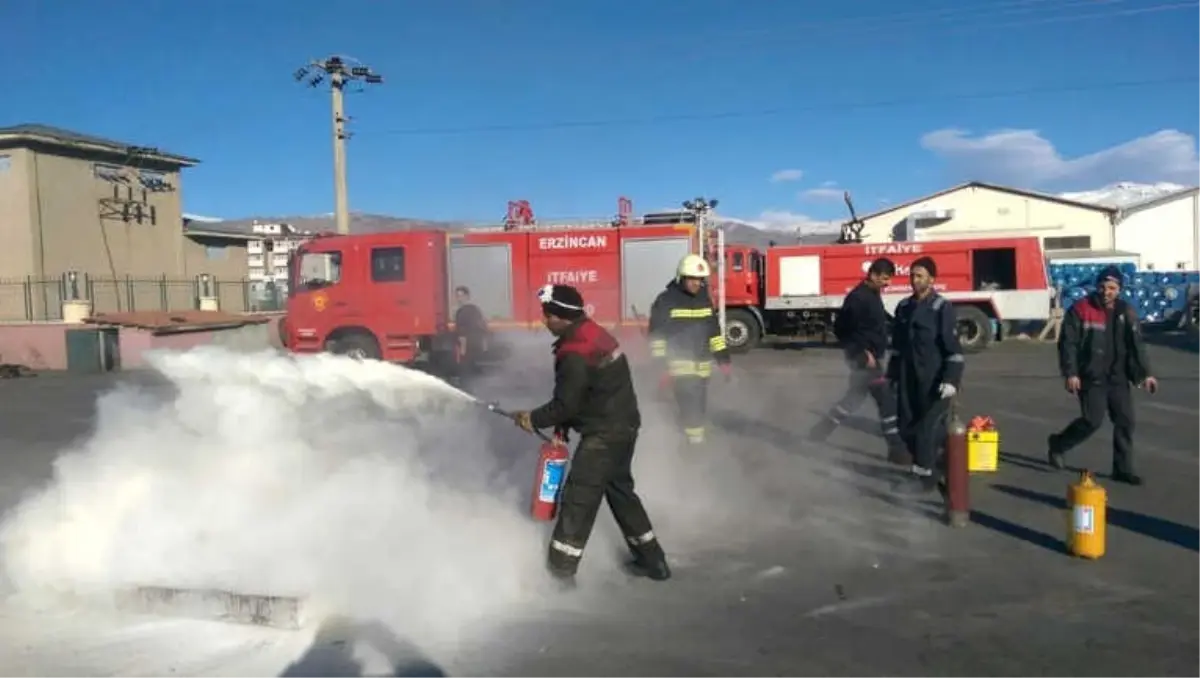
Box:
[648,279,730,377]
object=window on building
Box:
[0,154,10,174]
[139,169,170,191]
[371,247,406,282]
[1044,235,1091,251]
[206,245,228,260]
[93,163,125,181]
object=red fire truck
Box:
[713,235,1054,353]
[282,198,705,366]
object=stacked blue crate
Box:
[1047,262,1197,325]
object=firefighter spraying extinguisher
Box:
[532,434,570,521]
[504,284,672,585]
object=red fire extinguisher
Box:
[531,434,570,522]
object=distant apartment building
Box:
[245,221,312,302]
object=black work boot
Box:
[808,416,838,443]
[546,564,578,591]
[1047,434,1066,470]
[1110,471,1143,486]
[625,555,672,581]
[895,466,939,495]
[886,443,912,467]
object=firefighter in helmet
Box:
[648,253,732,445]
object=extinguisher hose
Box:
[480,401,554,443]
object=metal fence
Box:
[0,274,286,322]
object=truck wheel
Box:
[329,332,381,361]
[724,309,761,353]
[955,306,993,354]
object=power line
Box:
[428,1,1192,65]
[367,75,1199,138]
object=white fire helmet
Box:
[676,254,711,279]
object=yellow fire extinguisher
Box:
[1066,470,1106,559]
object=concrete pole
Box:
[331,71,350,235]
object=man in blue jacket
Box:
[887,257,965,494]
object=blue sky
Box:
[4,0,1198,228]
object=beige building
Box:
[1113,187,1200,271]
[855,181,1120,255]
[0,124,252,319]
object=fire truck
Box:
[711,232,1054,354]
[282,197,709,366]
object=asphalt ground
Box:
[0,339,1196,676]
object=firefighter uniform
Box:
[1049,267,1154,485]
[521,284,670,583]
[648,255,731,445]
[886,261,965,493]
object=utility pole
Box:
[294,56,384,235]
[682,196,719,257]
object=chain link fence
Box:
[0,274,286,322]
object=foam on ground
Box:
[0,346,564,661]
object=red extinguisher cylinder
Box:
[944,404,970,528]
[531,438,570,522]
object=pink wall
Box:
[0,315,282,371]
[0,324,71,370]
[117,329,216,369]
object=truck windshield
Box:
[293,250,342,293]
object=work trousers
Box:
[1053,381,1136,476]
[547,430,665,577]
[672,376,710,444]
[898,396,951,473]
[825,363,902,447]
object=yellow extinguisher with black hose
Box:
[1066,470,1106,559]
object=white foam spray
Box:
[0,346,575,661]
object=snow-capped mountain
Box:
[1060,182,1192,209]
[182,213,223,222]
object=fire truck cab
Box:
[710,236,1053,353]
[285,230,457,365]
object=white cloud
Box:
[770,168,804,183]
[799,187,844,201]
[721,210,841,235]
[920,128,1200,189]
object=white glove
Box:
[938,383,957,399]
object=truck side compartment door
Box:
[620,236,692,321]
[448,241,516,326]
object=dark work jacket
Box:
[1058,295,1151,386]
[529,318,642,438]
[647,280,731,376]
[454,303,488,348]
[834,281,890,365]
[886,292,965,412]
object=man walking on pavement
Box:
[648,254,733,445]
[1048,266,1158,485]
[511,284,671,586]
[810,257,908,464]
[886,256,966,494]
